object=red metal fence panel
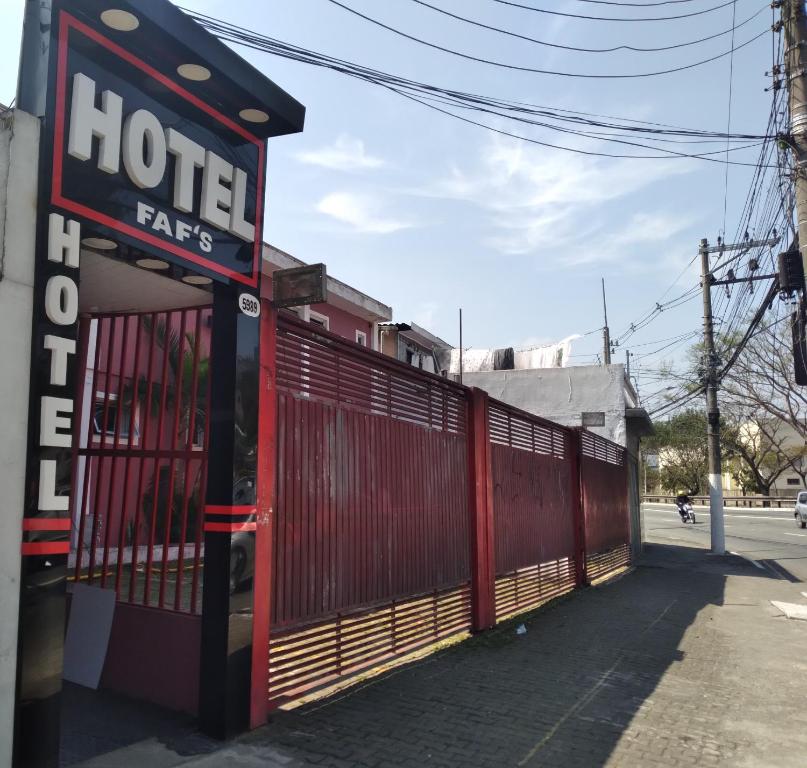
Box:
[579,430,631,580]
[268,316,472,703]
[70,309,210,613]
[489,402,577,620]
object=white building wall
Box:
[0,109,39,765]
[462,364,629,446]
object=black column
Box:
[199,284,260,738]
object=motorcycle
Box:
[677,501,696,524]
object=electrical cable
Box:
[326,0,769,80]
[488,0,742,22]
[404,0,768,54]
[721,0,738,236]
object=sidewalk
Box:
[73,536,807,768]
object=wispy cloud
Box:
[317,192,415,234]
[420,134,694,261]
[296,135,385,171]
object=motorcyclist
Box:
[675,493,691,521]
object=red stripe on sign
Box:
[204,522,258,533]
[22,519,72,531]
[21,542,70,556]
[205,505,257,517]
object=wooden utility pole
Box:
[601,278,611,365]
[699,238,726,554]
[783,0,807,285]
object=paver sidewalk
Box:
[75,538,807,768]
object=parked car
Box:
[795,491,807,529]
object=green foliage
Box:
[645,409,708,495]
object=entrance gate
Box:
[68,308,211,710]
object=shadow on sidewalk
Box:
[241,542,781,768]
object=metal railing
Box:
[642,494,796,509]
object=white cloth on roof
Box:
[449,348,495,374]
[514,335,579,369]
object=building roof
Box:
[378,322,451,350]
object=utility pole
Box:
[700,238,726,554]
[458,307,463,385]
[782,0,807,285]
[696,234,780,555]
[625,349,631,378]
[601,278,611,365]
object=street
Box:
[643,502,807,582]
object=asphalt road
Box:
[643,502,807,582]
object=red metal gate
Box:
[70,308,211,613]
[266,314,472,705]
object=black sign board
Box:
[49,11,265,287]
[272,263,328,308]
[582,411,606,427]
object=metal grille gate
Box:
[69,308,211,613]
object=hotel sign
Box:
[50,11,265,287]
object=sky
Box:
[0,0,778,404]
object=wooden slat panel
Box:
[494,558,576,621]
[268,584,471,704]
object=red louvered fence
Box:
[488,401,580,621]
[579,431,632,581]
[253,311,634,715]
[267,314,472,705]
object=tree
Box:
[644,409,709,495]
[719,316,807,489]
[652,319,807,497]
[722,413,793,497]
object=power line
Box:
[574,0,719,5]
[404,0,768,54]
[186,11,777,165]
[722,0,738,235]
[183,9,771,139]
[488,0,751,22]
[326,0,769,80]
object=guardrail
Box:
[642,494,796,509]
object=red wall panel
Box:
[492,443,575,574]
[272,316,471,630]
[580,432,630,556]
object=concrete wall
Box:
[0,109,39,766]
[463,364,629,446]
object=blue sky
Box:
[0,0,776,399]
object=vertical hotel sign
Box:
[16,1,267,756]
